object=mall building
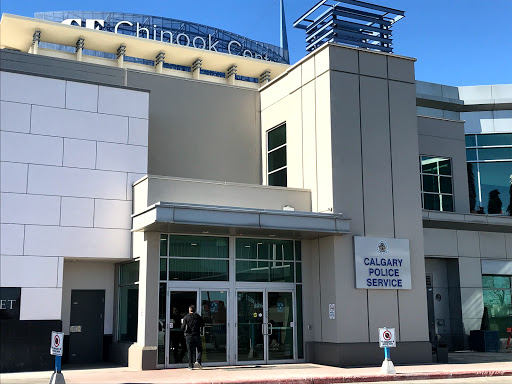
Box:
[0,1,511,373]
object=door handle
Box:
[268,323,273,335]
[262,323,267,335]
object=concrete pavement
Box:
[1,353,512,384]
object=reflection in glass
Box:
[237,292,264,361]
[169,259,228,281]
[477,133,512,147]
[479,162,512,214]
[268,292,294,360]
[169,291,197,365]
[482,275,512,338]
[478,148,512,161]
[201,291,227,363]
[467,163,477,212]
[158,283,166,364]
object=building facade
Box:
[0,7,511,373]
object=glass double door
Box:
[165,288,296,367]
[236,290,295,364]
[166,289,228,367]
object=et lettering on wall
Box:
[354,237,412,290]
[0,287,21,320]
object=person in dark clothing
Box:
[181,305,204,369]
[170,307,186,363]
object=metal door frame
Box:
[235,286,296,365]
[165,285,231,368]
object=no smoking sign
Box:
[50,331,64,356]
[378,328,396,348]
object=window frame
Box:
[267,123,287,187]
[419,155,454,212]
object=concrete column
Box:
[117,45,126,68]
[226,65,237,85]
[32,30,41,55]
[192,58,202,80]
[129,232,159,370]
[75,37,85,61]
[155,51,165,74]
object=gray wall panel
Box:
[127,71,262,183]
[359,76,394,237]
[418,116,469,213]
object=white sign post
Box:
[378,327,396,375]
[49,331,66,384]
[354,236,411,290]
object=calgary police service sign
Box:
[354,236,411,290]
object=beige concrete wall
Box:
[62,261,115,335]
[418,116,469,213]
[261,44,430,350]
[127,71,262,185]
[133,175,312,214]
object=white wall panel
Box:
[1,131,63,166]
[458,257,483,288]
[63,138,96,169]
[94,199,132,229]
[0,72,65,108]
[423,228,458,257]
[0,162,28,193]
[60,197,94,227]
[98,86,149,119]
[461,111,494,134]
[0,255,60,287]
[24,225,131,259]
[31,106,129,144]
[479,232,507,259]
[128,118,149,146]
[20,287,62,320]
[66,82,98,112]
[127,173,146,201]
[28,164,127,200]
[0,224,24,255]
[0,101,31,133]
[1,193,61,225]
[456,230,481,258]
[493,110,512,132]
[458,86,493,101]
[96,142,148,173]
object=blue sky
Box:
[1,0,511,86]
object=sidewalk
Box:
[2,354,512,384]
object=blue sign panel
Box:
[35,11,289,64]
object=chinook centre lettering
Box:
[35,11,289,64]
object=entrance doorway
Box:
[165,289,228,368]
[236,290,295,364]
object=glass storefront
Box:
[482,275,512,338]
[466,133,512,214]
[157,234,303,367]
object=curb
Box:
[163,370,512,384]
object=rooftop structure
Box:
[294,0,404,53]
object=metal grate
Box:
[426,273,433,288]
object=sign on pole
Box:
[50,331,64,356]
[379,327,396,348]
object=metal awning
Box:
[132,202,350,239]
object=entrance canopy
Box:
[132,202,350,239]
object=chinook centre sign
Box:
[35,11,289,64]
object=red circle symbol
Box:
[383,330,392,341]
[54,335,60,347]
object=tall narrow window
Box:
[118,261,139,342]
[420,156,454,212]
[267,123,287,187]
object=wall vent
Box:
[426,273,433,288]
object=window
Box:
[160,235,229,281]
[482,275,512,338]
[465,134,512,214]
[235,238,301,283]
[420,156,454,211]
[267,123,287,187]
[118,261,139,342]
